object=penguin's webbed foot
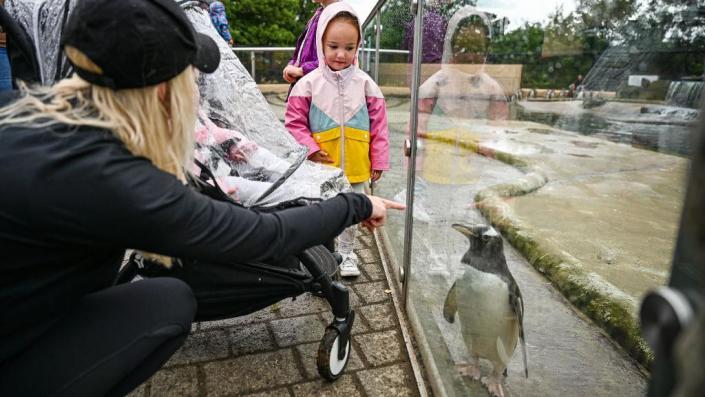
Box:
[456,362,481,380]
[481,375,506,397]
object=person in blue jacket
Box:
[210,0,234,46]
[0,1,12,91]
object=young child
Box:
[285,2,390,277]
[282,0,339,85]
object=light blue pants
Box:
[0,47,12,91]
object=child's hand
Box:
[309,150,335,164]
[371,170,383,182]
[283,65,304,83]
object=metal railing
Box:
[231,46,408,82]
[231,47,294,82]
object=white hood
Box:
[315,2,361,69]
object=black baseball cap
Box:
[62,0,220,90]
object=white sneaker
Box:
[339,253,361,277]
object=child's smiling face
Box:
[323,19,359,71]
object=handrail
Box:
[230,46,408,54]
[228,45,407,81]
[232,47,295,52]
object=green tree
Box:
[223,0,318,46]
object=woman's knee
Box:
[133,277,197,330]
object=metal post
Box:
[250,51,256,81]
[402,0,424,308]
[366,39,372,73]
[360,39,366,72]
[374,11,381,83]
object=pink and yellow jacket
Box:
[285,2,389,184]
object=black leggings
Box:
[0,278,196,397]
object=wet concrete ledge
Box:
[422,130,654,368]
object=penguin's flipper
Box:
[443,281,458,323]
[509,280,529,378]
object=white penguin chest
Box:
[455,267,515,330]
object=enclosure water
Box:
[366,0,703,396]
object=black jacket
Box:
[0,92,371,362]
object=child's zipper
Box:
[337,73,345,172]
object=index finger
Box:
[380,198,406,210]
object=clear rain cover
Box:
[5,0,350,207]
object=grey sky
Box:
[477,0,576,28]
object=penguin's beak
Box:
[451,223,487,237]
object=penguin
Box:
[443,223,528,397]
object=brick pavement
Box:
[128,229,420,397]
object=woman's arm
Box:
[29,147,371,265]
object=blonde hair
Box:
[0,46,198,182]
[0,47,200,266]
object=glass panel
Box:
[372,0,703,395]
[372,0,415,289]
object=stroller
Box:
[114,159,356,381]
[2,0,357,381]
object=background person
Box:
[209,0,234,46]
[0,0,11,91]
[282,0,339,85]
[0,0,401,395]
[285,3,390,277]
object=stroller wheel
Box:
[316,328,350,381]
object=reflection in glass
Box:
[373,0,705,396]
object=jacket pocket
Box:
[313,129,341,168]
[343,127,371,183]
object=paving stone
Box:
[125,383,146,397]
[354,281,392,305]
[275,293,331,318]
[356,248,376,264]
[291,375,362,397]
[354,238,368,249]
[356,363,418,397]
[358,302,397,331]
[271,314,327,347]
[149,366,199,397]
[204,350,303,396]
[342,268,370,284]
[166,329,230,366]
[358,234,374,248]
[230,322,276,356]
[295,341,364,380]
[242,388,292,397]
[359,262,385,281]
[354,330,405,366]
[199,307,279,331]
[320,311,370,335]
